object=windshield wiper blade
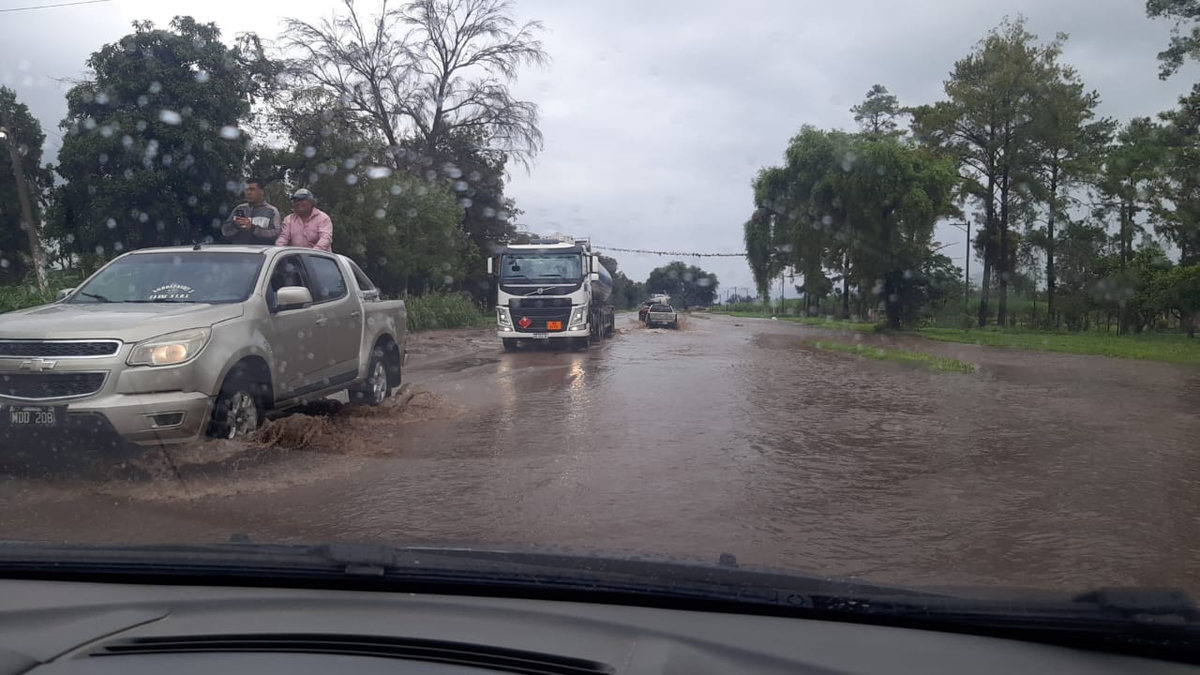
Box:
[76,292,112,303]
[2,542,1199,632]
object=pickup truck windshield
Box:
[500,253,582,281]
[651,305,673,312]
[68,252,265,304]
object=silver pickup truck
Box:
[645,304,679,329]
[0,245,406,448]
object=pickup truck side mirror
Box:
[56,288,74,301]
[487,257,494,275]
[274,286,314,311]
[589,272,600,281]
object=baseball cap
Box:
[290,188,315,201]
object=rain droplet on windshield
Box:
[345,174,359,185]
[367,166,392,179]
[454,181,469,192]
[159,109,182,125]
[220,126,241,140]
[148,81,162,94]
[389,184,403,195]
[106,218,116,229]
[195,70,210,83]
[304,146,316,158]
[375,209,387,219]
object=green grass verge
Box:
[405,292,491,333]
[712,310,879,332]
[806,339,976,373]
[917,327,1200,366]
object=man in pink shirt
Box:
[276,188,333,251]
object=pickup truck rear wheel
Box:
[350,350,389,406]
[209,377,263,440]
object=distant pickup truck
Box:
[0,245,407,449]
[645,304,679,329]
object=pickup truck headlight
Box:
[568,305,588,328]
[497,307,512,326]
[127,328,211,367]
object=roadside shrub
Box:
[405,292,488,332]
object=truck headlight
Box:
[568,305,588,328]
[127,328,211,367]
[497,307,512,326]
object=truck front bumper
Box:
[497,325,590,340]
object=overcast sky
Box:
[2,0,1197,296]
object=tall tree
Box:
[744,168,788,302]
[252,91,468,296]
[911,17,1058,327]
[1153,83,1200,264]
[834,137,959,329]
[282,0,547,170]
[1097,119,1163,267]
[0,87,53,286]
[52,17,266,259]
[851,84,903,138]
[749,127,854,314]
[1025,60,1112,326]
[646,261,719,308]
[1146,0,1200,79]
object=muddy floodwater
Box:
[2,313,1199,595]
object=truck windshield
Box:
[500,253,582,281]
[68,252,265,304]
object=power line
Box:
[592,245,745,258]
[0,0,112,13]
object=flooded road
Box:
[2,313,1200,596]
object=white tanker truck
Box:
[487,235,615,351]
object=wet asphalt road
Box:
[2,313,1199,595]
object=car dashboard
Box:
[0,578,1192,674]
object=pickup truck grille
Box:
[0,340,120,358]
[0,372,107,400]
[511,306,572,332]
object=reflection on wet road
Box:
[3,313,1200,595]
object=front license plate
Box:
[3,405,61,428]
[546,321,563,331]
[531,334,550,340]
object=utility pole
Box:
[950,220,971,315]
[0,119,48,293]
[779,271,784,315]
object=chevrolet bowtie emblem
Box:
[18,359,57,372]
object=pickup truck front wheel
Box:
[209,378,263,440]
